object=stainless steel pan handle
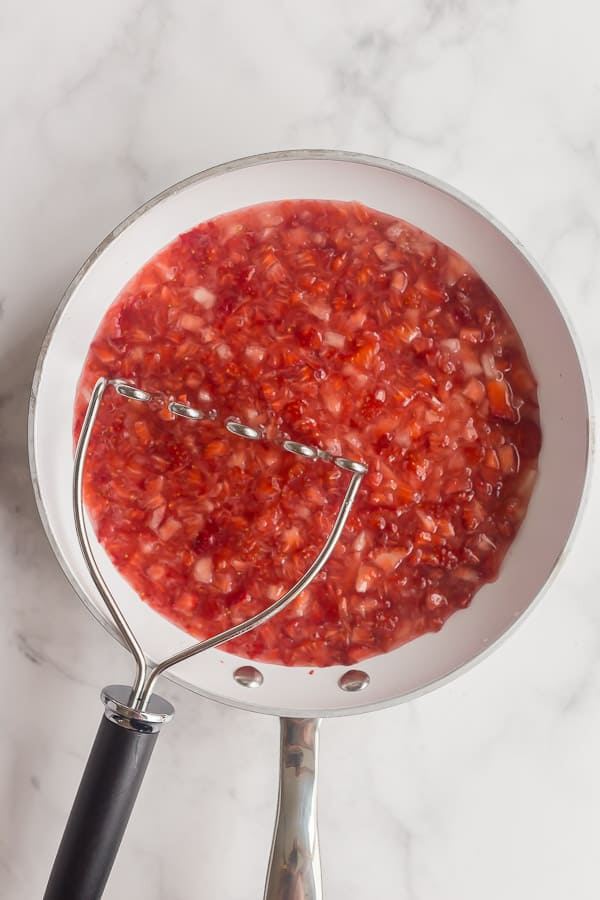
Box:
[264,717,322,900]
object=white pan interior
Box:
[29,151,590,717]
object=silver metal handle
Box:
[264,717,322,900]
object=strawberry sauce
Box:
[75,200,541,666]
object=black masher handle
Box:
[44,685,173,900]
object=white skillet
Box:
[29,150,591,899]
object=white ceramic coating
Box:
[29,151,590,717]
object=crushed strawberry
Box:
[486,379,518,421]
[74,199,541,667]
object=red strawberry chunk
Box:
[486,378,517,421]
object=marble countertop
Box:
[2,2,600,898]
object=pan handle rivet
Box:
[233,665,264,688]
[338,669,370,692]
